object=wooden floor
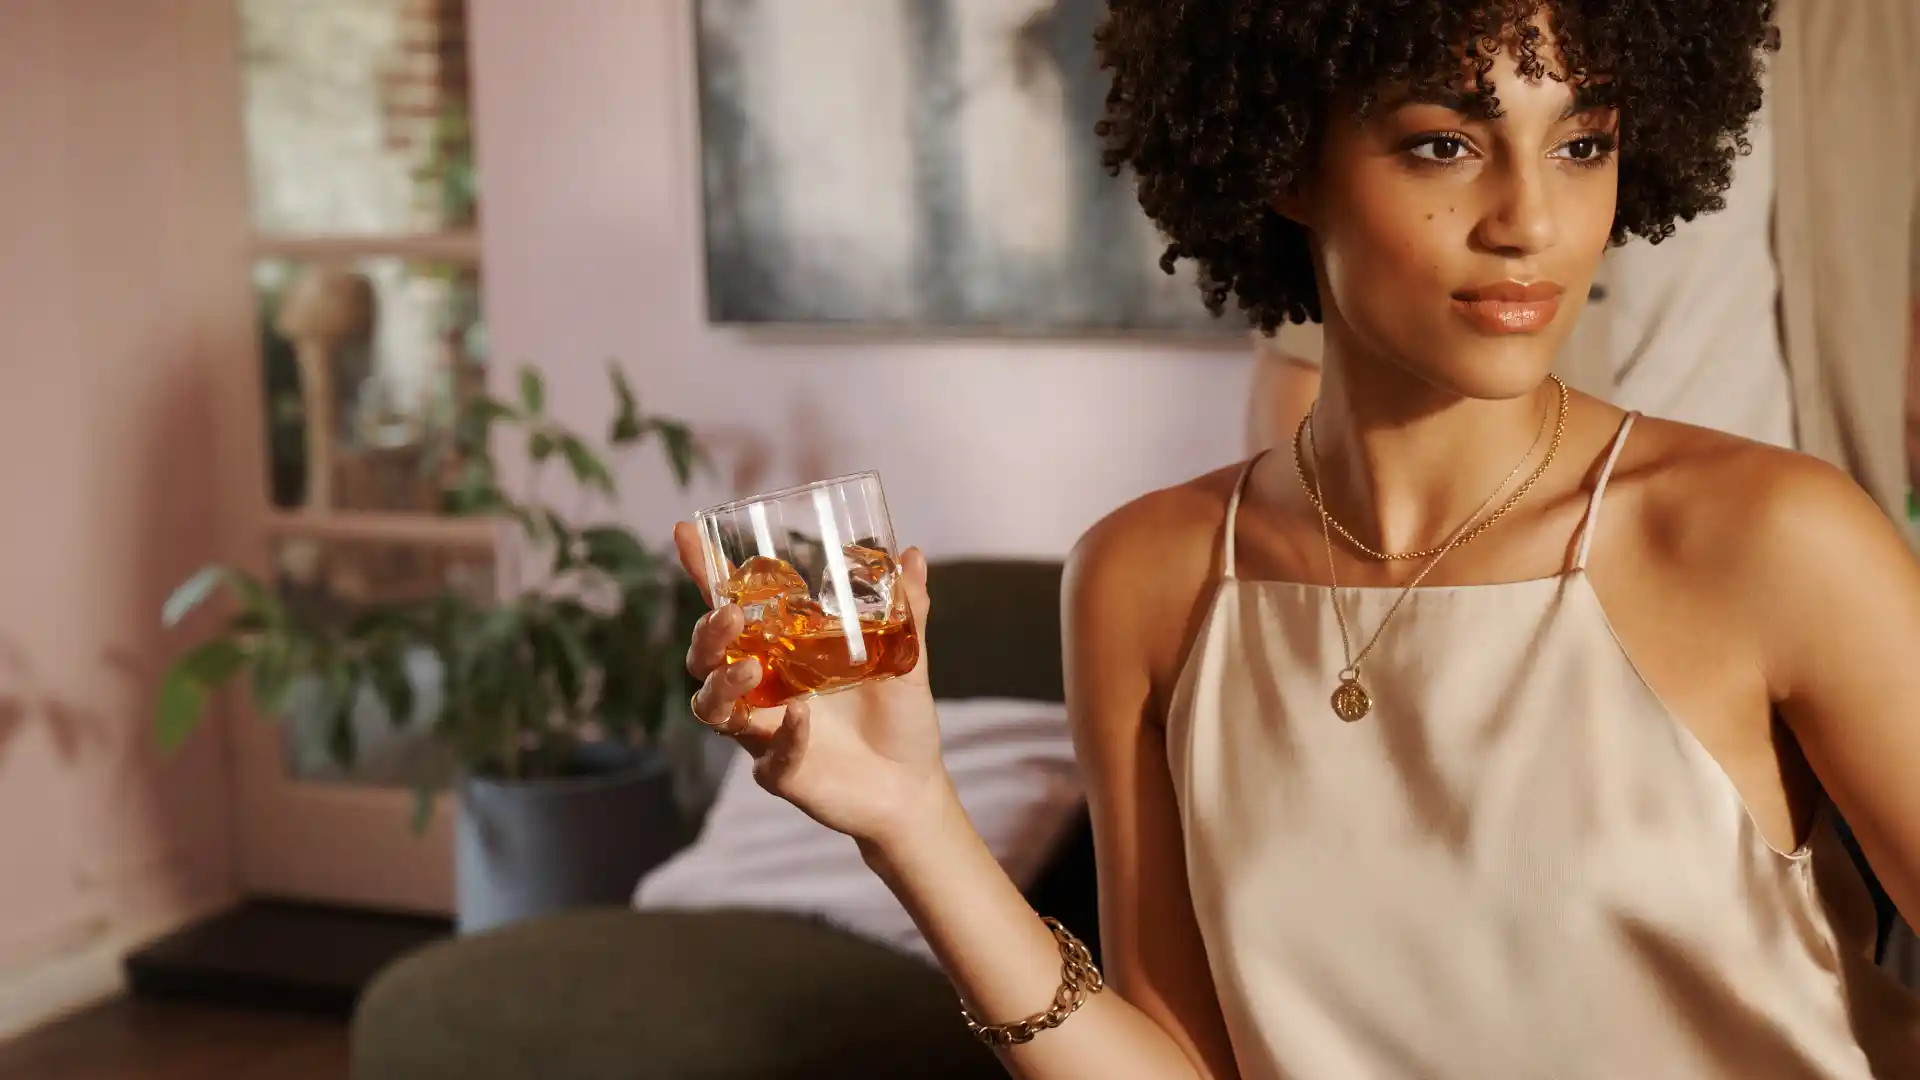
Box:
[0,996,348,1080]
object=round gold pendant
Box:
[1330,677,1372,722]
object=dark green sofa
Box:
[351,559,1098,1080]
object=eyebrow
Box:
[1560,81,1613,118]
[1382,78,1615,120]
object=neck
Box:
[1305,329,1556,556]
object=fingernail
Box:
[730,658,760,685]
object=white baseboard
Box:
[0,894,233,1044]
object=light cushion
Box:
[634,698,1082,963]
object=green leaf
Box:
[509,505,544,545]
[155,638,249,753]
[546,612,592,709]
[453,395,516,456]
[226,610,273,635]
[246,637,297,717]
[609,363,642,444]
[167,565,283,633]
[325,664,360,769]
[580,526,655,579]
[346,604,418,639]
[559,436,615,496]
[367,645,416,729]
[163,566,228,628]
[653,421,699,488]
[182,638,248,685]
[226,572,284,626]
[448,458,503,515]
[529,430,557,463]
[156,670,210,754]
[329,718,357,770]
[479,605,524,647]
[546,511,577,573]
[518,367,546,416]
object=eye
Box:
[1407,134,1473,163]
[1552,133,1619,164]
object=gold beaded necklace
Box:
[1296,375,1569,561]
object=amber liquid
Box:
[718,554,920,710]
[725,616,919,710]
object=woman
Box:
[676,2,1920,1076]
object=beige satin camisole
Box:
[1166,415,1920,1078]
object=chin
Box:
[1395,331,1562,402]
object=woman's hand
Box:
[674,521,953,849]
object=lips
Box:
[1450,279,1566,334]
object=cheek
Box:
[1318,173,1461,318]
[1569,176,1618,252]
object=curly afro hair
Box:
[1094,1,1779,331]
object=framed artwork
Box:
[693,0,1236,336]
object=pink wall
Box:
[0,0,231,975]
[468,0,1255,558]
[0,0,1250,989]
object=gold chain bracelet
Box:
[960,917,1105,1047]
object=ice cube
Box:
[781,594,832,636]
[721,555,809,628]
[819,543,899,622]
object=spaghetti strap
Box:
[1222,453,1265,579]
[1573,412,1639,571]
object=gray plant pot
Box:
[455,743,686,935]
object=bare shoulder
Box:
[1617,416,1915,630]
[1064,464,1246,720]
[1070,464,1239,574]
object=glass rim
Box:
[693,469,883,520]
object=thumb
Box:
[673,521,715,607]
[894,547,932,684]
[757,697,811,778]
[898,546,931,633]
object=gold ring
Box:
[693,692,749,734]
[692,691,723,727]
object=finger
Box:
[887,545,933,680]
[673,521,715,608]
[751,698,811,778]
[897,547,931,680]
[899,546,931,629]
[725,689,802,757]
[690,656,760,731]
[685,604,745,681]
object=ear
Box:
[1272,178,1316,230]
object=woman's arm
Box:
[856,513,1240,1079]
[1753,459,1920,926]
[1062,511,1244,1077]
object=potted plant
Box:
[156,361,709,933]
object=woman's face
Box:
[1294,38,1620,401]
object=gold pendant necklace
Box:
[1330,674,1373,723]
[1300,378,1564,721]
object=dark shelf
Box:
[123,899,454,1019]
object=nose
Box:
[1471,155,1560,258]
